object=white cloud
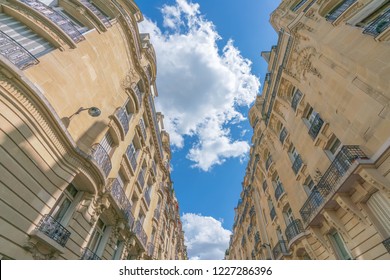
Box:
[182,213,231,260]
[139,0,260,171]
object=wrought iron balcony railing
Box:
[36,214,71,247]
[249,206,256,217]
[265,156,273,171]
[308,114,324,139]
[0,30,39,70]
[108,178,134,225]
[149,95,164,158]
[279,127,287,144]
[139,118,147,140]
[292,154,303,175]
[326,0,357,22]
[263,181,268,192]
[80,0,111,28]
[300,145,368,224]
[147,242,155,257]
[133,83,143,107]
[254,231,261,245]
[383,237,390,253]
[270,207,277,221]
[115,107,130,135]
[291,0,308,12]
[91,143,112,177]
[272,240,289,259]
[291,90,302,111]
[363,7,390,37]
[125,144,138,172]
[285,219,304,243]
[20,0,85,43]
[274,182,285,201]
[124,204,135,229]
[81,247,101,260]
[134,220,148,249]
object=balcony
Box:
[326,0,357,22]
[115,107,130,136]
[125,145,138,172]
[291,0,308,12]
[147,242,155,257]
[19,0,84,43]
[299,145,368,224]
[123,205,135,229]
[308,114,324,140]
[139,118,147,140]
[134,220,147,249]
[265,156,273,171]
[383,237,390,253]
[249,206,256,217]
[80,0,111,28]
[272,240,289,259]
[279,127,288,144]
[274,182,285,201]
[36,214,71,247]
[292,155,303,175]
[270,207,277,221]
[91,143,112,177]
[363,8,390,37]
[291,90,302,111]
[285,219,305,244]
[263,181,268,192]
[0,30,39,70]
[81,248,101,260]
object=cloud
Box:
[139,0,260,171]
[182,213,231,260]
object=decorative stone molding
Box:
[23,241,57,260]
[322,209,352,241]
[359,168,390,199]
[335,194,368,225]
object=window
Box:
[303,176,315,195]
[291,89,303,111]
[101,132,115,156]
[328,231,352,260]
[326,0,357,22]
[284,207,295,225]
[366,191,390,236]
[51,184,81,225]
[288,145,299,162]
[325,135,342,160]
[89,219,110,257]
[112,240,125,260]
[124,98,135,119]
[358,2,390,36]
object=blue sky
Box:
[137,0,280,259]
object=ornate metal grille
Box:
[36,214,71,247]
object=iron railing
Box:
[292,154,303,175]
[147,242,155,257]
[81,248,101,260]
[383,237,390,253]
[303,0,316,13]
[279,127,287,144]
[308,114,324,139]
[91,143,112,177]
[254,231,261,245]
[144,190,151,207]
[124,205,135,229]
[134,220,147,248]
[326,0,357,22]
[36,214,71,247]
[80,0,111,28]
[249,206,256,217]
[363,7,390,37]
[265,156,273,171]
[274,182,285,201]
[263,181,268,192]
[0,30,39,69]
[300,145,368,223]
[139,118,147,140]
[247,225,253,236]
[115,107,129,135]
[133,83,143,107]
[291,90,302,111]
[270,207,277,221]
[108,178,134,227]
[285,219,304,243]
[20,0,84,43]
[125,144,138,172]
[272,240,289,259]
[291,0,308,12]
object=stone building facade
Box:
[0,0,186,260]
[226,0,390,260]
